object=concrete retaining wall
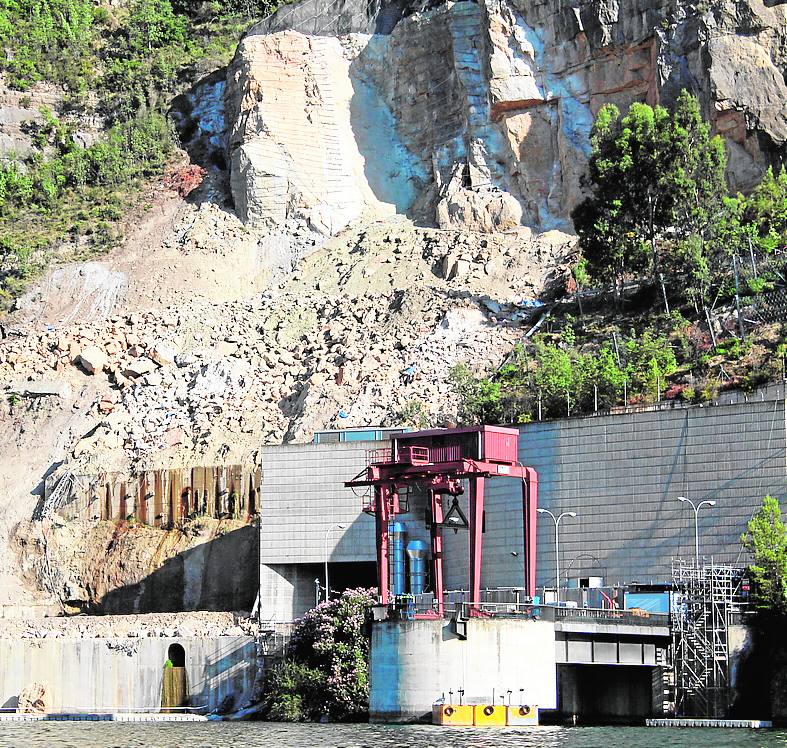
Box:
[369,618,557,721]
[0,636,256,713]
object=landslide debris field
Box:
[0,185,572,609]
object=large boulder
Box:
[436,189,523,233]
[76,346,107,375]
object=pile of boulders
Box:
[3,217,573,474]
[0,310,181,387]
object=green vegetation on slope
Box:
[573,91,787,315]
[0,110,173,303]
[0,0,268,306]
[451,93,787,425]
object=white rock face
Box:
[226,31,424,234]
[226,0,787,235]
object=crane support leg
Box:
[522,468,538,599]
[430,489,445,616]
[468,477,485,615]
[375,484,392,604]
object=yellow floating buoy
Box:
[432,703,474,726]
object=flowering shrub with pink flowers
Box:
[263,587,376,722]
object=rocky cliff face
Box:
[226,0,787,235]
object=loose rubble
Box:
[2,218,574,478]
[0,611,256,639]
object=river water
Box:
[0,723,784,748]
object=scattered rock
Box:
[17,682,47,714]
[77,346,107,375]
[123,358,157,379]
[149,342,178,367]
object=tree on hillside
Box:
[742,166,787,255]
[572,91,727,312]
[741,495,787,617]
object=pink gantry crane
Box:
[345,426,538,616]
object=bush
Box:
[263,588,376,722]
[263,661,326,722]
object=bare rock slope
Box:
[227,0,787,236]
[4,0,787,613]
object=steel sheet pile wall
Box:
[52,465,262,526]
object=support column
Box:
[430,490,444,616]
[522,468,538,599]
[375,484,392,605]
[468,476,485,615]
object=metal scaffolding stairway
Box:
[671,560,746,717]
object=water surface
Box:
[0,723,784,748]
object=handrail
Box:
[386,595,670,626]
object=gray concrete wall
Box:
[0,636,256,713]
[259,563,322,623]
[459,395,787,590]
[259,442,378,620]
[260,442,378,565]
[369,618,557,721]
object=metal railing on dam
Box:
[385,591,670,629]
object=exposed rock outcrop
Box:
[226,0,787,235]
[17,682,47,713]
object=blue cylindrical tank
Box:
[406,540,429,595]
[391,522,406,596]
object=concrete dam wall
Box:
[0,636,256,713]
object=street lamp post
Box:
[537,508,577,603]
[677,496,716,568]
[324,523,346,602]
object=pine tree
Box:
[572,92,727,311]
